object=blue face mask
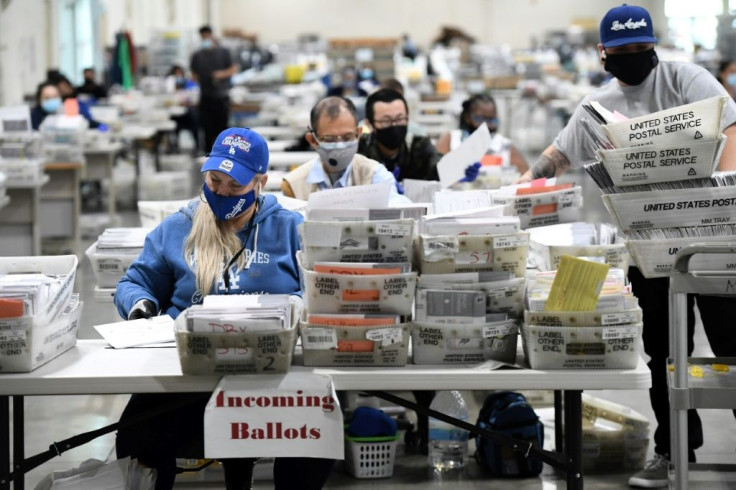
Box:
[202,183,256,221]
[41,98,62,114]
[201,39,213,49]
[360,69,374,79]
[728,73,736,87]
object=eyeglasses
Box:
[471,115,499,126]
[310,130,359,144]
[373,116,408,129]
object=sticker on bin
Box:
[602,95,727,148]
[518,208,581,229]
[414,289,486,324]
[603,186,736,232]
[597,137,722,186]
[602,326,639,340]
[529,240,629,272]
[302,327,338,349]
[601,311,642,326]
[482,322,517,338]
[421,235,460,261]
[302,269,416,314]
[300,220,414,267]
[365,327,403,346]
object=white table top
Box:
[0,340,651,396]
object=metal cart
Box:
[668,244,736,489]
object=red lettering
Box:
[309,428,321,439]
[216,390,224,407]
[252,428,265,439]
[231,422,249,439]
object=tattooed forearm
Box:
[531,147,570,178]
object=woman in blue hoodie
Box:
[114,127,334,490]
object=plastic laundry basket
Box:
[344,434,399,479]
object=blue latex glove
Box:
[97,123,109,132]
[459,162,481,183]
[392,165,404,194]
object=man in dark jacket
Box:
[358,88,441,182]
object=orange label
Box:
[314,265,401,275]
[337,340,375,352]
[516,183,573,196]
[480,154,503,166]
[63,98,80,116]
[308,315,397,326]
[532,203,558,215]
[342,289,380,302]
[0,298,24,318]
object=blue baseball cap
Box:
[600,4,658,48]
[201,127,269,185]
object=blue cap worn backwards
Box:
[600,4,658,48]
[201,127,269,185]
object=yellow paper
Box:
[544,255,611,311]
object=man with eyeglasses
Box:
[281,96,409,203]
[358,88,444,184]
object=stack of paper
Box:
[38,115,88,163]
[580,97,736,278]
[184,295,292,334]
[0,273,65,318]
[528,222,629,271]
[420,206,519,235]
[86,228,149,289]
[526,264,635,312]
[96,228,148,254]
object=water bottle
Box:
[428,390,469,472]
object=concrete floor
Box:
[10,179,736,489]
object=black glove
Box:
[128,299,156,320]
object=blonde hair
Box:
[184,175,263,294]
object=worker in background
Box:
[76,67,108,102]
[281,96,409,205]
[115,127,335,490]
[168,64,200,151]
[190,25,238,152]
[47,70,102,129]
[436,94,529,174]
[30,81,63,130]
[519,5,736,488]
[716,60,736,99]
[358,88,480,187]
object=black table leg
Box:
[12,397,23,490]
[0,396,9,490]
[555,390,563,453]
[563,390,583,490]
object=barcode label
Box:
[375,223,411,236]
[482,324,517,338]
[365,327,403,346]
[98,262,121,271]
[493,235,528,249]
[303,328,337,349]
[601,312,638,325]
[602,326,638,340]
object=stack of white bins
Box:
[298,213,417,367]
[0,255,82,372]
[411,210,527,365]
[85,228,148,301]
[585,95,736,278]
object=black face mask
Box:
[604,48,659,86]
[374,125,408,150]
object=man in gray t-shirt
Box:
[190,25,238,152]
[521,5,736,489]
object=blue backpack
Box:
[474,391,544,477]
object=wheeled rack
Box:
[668,244,736,489]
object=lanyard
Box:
[222,208,258,291]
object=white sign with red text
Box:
[204,373,344,459]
